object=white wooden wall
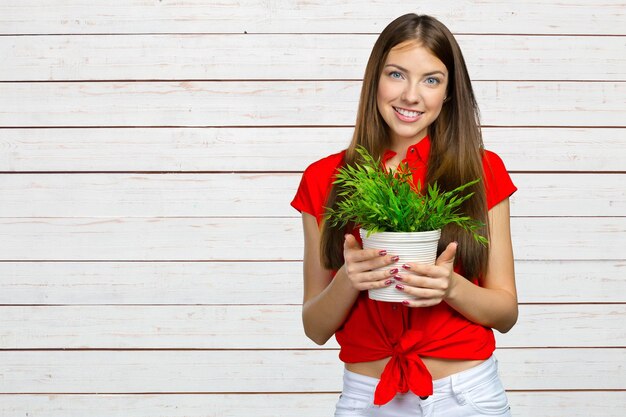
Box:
[0,1,625,415]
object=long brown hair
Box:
[321,14,489,279]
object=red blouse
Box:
[291,136,517,405]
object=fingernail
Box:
[391,255,400,262]
[379,250,387,256]
[389,268,398,275]
[394,275,402,281]
[402,300,410,306]
[384,279,394,285]
[402,264,411,270]
[395,284,405,291]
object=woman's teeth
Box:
[394,107,422,117]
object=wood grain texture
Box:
[2,392,625,417]
[1,173,624,217]
[0,349,623,393]
[3,127,624,172]
[1,0,624,35]
[1,34,623,81]
[0,217,623,261]
[1,81,624,127]
[0,304,623,349]
[1,260,624,305]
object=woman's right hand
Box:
[343,233,399,291]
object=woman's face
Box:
[376,41,448,146]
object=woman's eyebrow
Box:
[384,64,409,72]
[383,64,446,77]
[423,70,447,77]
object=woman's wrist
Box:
[333,265,361,297]
[444,270,463,302]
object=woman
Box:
[291,13,518,416]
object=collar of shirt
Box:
[381,135,431,168]
[380,135,431,193]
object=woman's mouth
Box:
[393,107,423,122]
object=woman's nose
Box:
[401,83,421,103]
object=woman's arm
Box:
[445,198,518,332]
[396,198,518,333]
[301,213,396,345]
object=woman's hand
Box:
[388,200,518,333]
[394,241,458,307]
[343,234,399,291]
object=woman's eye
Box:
[389,71,403,79]
[425,77,441,85]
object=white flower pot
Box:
[360,229,442,302]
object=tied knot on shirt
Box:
[374,330,433,406]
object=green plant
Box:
[325,146,488,245]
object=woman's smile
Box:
[393,106,424,122]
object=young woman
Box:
[291,14,518,416]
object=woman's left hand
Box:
[395,241,458,307]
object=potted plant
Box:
[325,146,488,302]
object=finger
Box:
[358,275,397,291]
[436,241,457,267]
[348,268,397,291]
[395,279,448,296]
[396,283,446,304]
[347,264,400,286]
[400,262,439,276]
[401,297,443,308]
[343,234,361,250]
[344,234,394,264]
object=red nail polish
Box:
[379,250,387,256]
[384,279,393,285]
[391,255,400,262]
[389,268,398,275]
[402,300,410,305]
[394,275,402,281]
[395,284,404,291]
[402,264,411,270]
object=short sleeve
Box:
[290,151,345,224]
[291,165,319,219]
[482,150,517,210]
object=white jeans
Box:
[334,355,511,417]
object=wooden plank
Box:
[0,304,623,349]
[0,261,303,305]
[498,304,626,348]
[0,127,352,172]
[509,174,626,217]
[2,392,624,417]
[0,217,623,261]
[509,217,625,262]
[0,1,623,35]
[1,81,623,127]
[1,34,623,81]
[0,349,623,393]
[0,173,301,217]
[0,260,623,305]
[515,260,626,303]
[486,128,626,172]
[2,127,624,172]
[0,173,624,217]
